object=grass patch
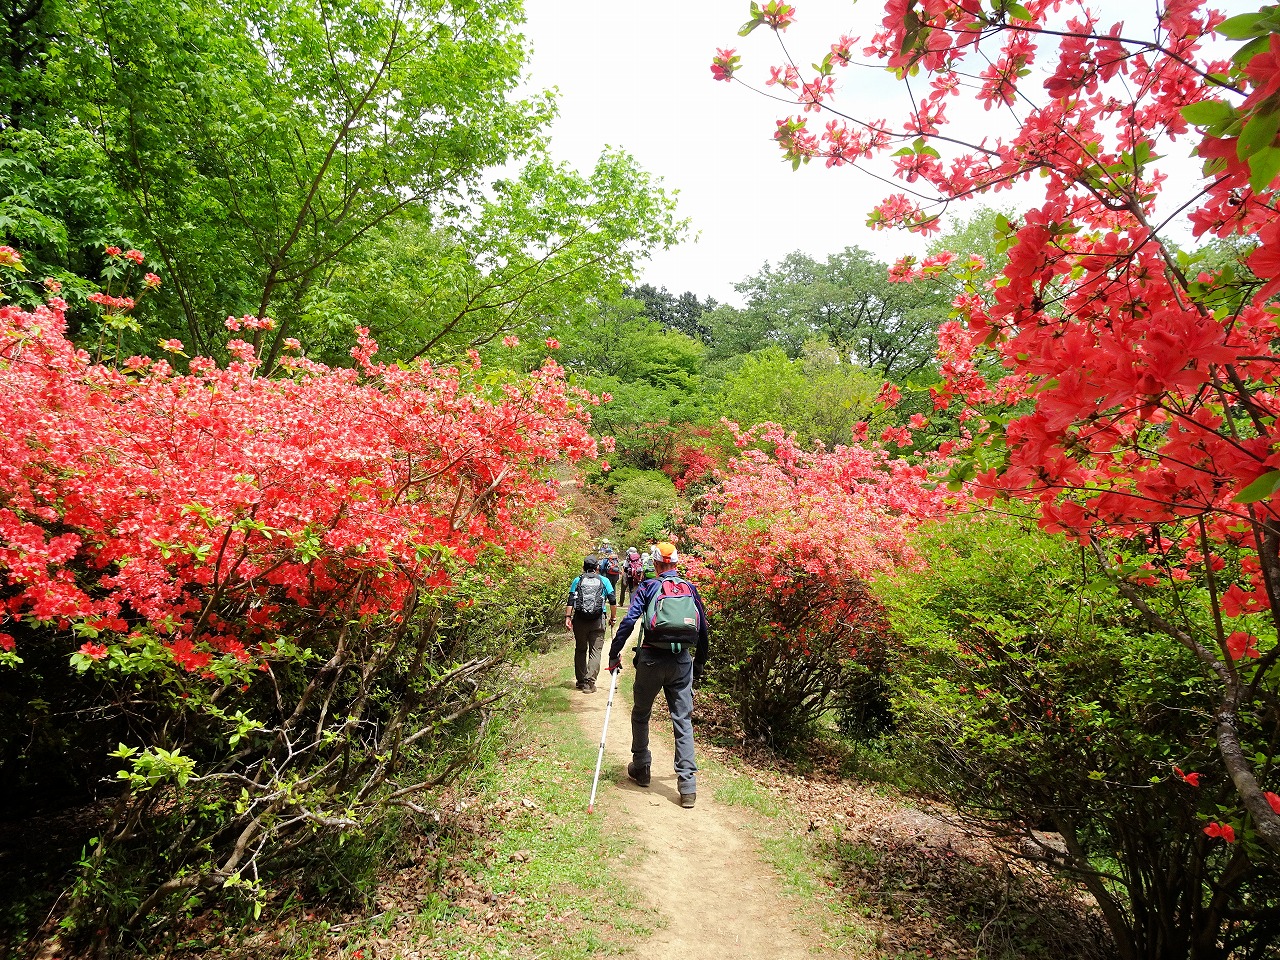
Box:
[709,770,782,818]
[420,682,646,958]
[393,653,648,960]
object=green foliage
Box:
[0,126,122,312]
[874,514,1280,960]
[716,345,807,428]
[563,306,707,390]
[4,0,558,356]
[716,246,949,379]
[626,282,717,341]
[600,468,680,538]
[716,342,884,446]
[300,151,685,364]
[560,307,715,471]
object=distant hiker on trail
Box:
[621,545,643,604]
[598,542,622,604]
[640,542,656,581]
[607,541,708,809]
[566,557,617,694]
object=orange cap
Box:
[652,541,679,563]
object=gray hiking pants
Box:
[631,647,697,795]
[573,614,606,686]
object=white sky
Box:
[518,0,1256,307]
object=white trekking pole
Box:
[588,624,619,815]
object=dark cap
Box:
[583,557,598,572]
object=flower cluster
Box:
[0,296,599,674]
[686,423,954,638]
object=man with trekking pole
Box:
[607,541,708,809]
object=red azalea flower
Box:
[1204,822,1236,843]
[1226,631,1260,661]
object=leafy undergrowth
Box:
[50,658,645,960]
[692,690,1116,960]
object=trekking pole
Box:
[588,622,618,815]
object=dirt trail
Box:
[566,673,842,960]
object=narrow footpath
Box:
[565,670,845,960]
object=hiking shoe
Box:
[680,792,696,809]
[627,762,651,788]
[584,681,596,694]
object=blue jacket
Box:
[610,570,708,666]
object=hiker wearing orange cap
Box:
[607,541,709,809]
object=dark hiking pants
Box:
[630,646,697,795]
[573,614,606,686]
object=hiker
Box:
[598,543,622,604]
[640,542,656,581]
[607,541,708,809]
[620,545,643,604]
[565,557,617,694]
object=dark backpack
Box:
[574,573,605,617]
[643,577,701,650]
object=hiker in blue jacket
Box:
[565,557,616,694]
[607,541,708,808]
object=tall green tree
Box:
[1,0,123,298]
[716,343,883,446]
[57,0,551,354]
[558,305,712,470]
[298,150,683,364]
[625,282,717,342]
[723,246,949,380]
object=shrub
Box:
[875,514,1280,960]
[684,424,951,747]
[604,468,680,535]
[0,282,597,949]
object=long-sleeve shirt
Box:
[609,570,709,666]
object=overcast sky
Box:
[518,0,1254,307]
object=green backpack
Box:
[643,577,701,651]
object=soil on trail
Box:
[566,676,846,960]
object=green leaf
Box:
[1237,109,1280,159]
[1180,99,1236,128]
[1249,144,1280,192]
[1216,11,1266,38]
[1233,34,1273,68]
[1005,1,1031,20]
[1234,470,1280,504]
[738,19,762,36]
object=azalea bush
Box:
[877,514,1280,960]
[0,252,597,947]
[718,0,1280,854]
[684,424,950,746]
[661,426,730,495]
